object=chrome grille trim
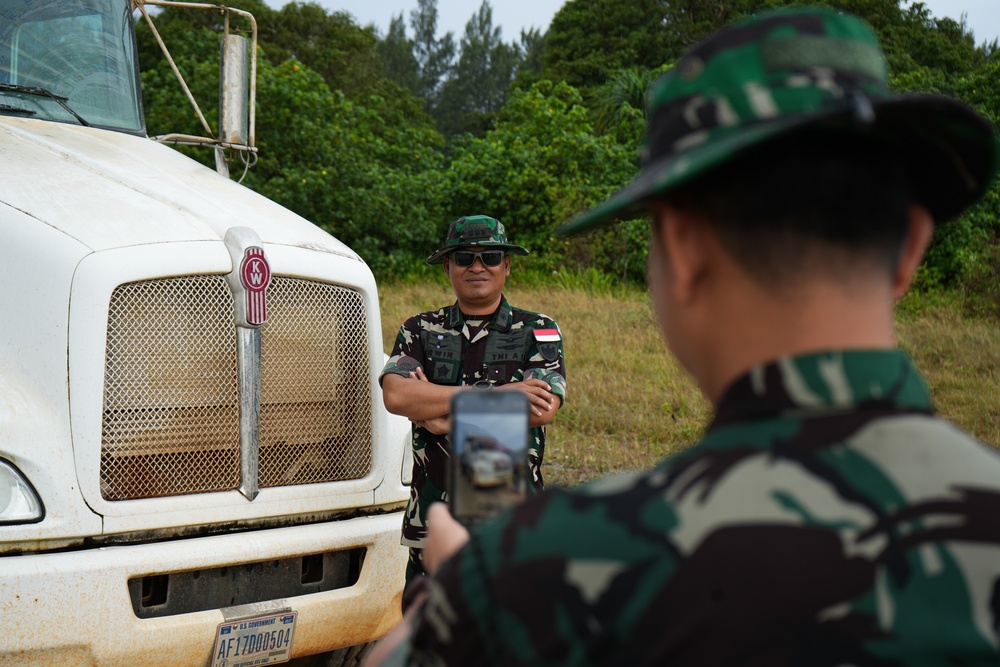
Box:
[101,275,372,500]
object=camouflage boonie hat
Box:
[557,6,999,236]
[426,215,529,264]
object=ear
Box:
[655,202,711,304]
[442,258,451,276]
[503,255,511,277]
[893,204,933,299]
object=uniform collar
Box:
[444,295,513,332]
[711,349,934,429]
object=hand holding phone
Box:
[449,389,531,526]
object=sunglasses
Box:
[451,250,506,267]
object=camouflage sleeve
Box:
[379,317,426,387]
[402,482,671,665]
[524,316,567,405]
[400,398,1000,663]
[403,534,503,665]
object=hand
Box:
[412,415,450,435]
[405,368,451,433]
[424,503,470,575]
[496,378,555,417]
[409,366,431,383]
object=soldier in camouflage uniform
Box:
[366,7,1000,666]
[380,215,567,585]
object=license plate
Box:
[212,610,298,667]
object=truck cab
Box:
[0,1,410,664]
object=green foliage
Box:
[539,0,1000,296]
[378,13,421,95]
[581,217,650,284]
[548,267,619,295]
[441,80,636,270]
[379,0,531,137]
[243,57,448,277]
[511,28,546,91]
[436,1,521,136]
[540,0,674,96]
[888,2,983,73]
[408,0,457,102]
[590,66,668,147]
[890,54,1000,297]
[257,1,383,98]
[960,234,1000,319]
[136,0,1000,312]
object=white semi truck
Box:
[0,1,411,664]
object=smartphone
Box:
[449,389,531,526]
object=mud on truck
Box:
[0,1,412,665]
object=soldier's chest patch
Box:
[423,331,462,383]
[483,330,527,364]
[486,349,518,363]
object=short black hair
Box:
[667,130,912,288]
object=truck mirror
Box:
[219,34,249,147]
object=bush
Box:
[442,80,637,266]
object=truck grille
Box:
[101,275,373,500]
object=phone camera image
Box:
[449,390,530,525]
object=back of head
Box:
[667,130,912,289]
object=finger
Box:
[508,385,554,413]
[500,382,550,400]
[520,380,556,398]
[521,378,552,391]
[524,390,554,412]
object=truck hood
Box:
[0,118,359,258]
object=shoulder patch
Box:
[533,328,561,342]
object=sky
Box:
[262,0,1000,46]
[922,0,1000,44]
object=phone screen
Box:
[449,390,531,525]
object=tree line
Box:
[137,0,1000,314]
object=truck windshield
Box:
[0,0,143,132]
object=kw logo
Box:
[247,259,266,286]
[240,246,271,325]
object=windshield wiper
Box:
[0,103,36,116]
[0,83,90,127]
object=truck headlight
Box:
[0,459,43,523]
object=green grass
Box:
[379,280,1000,489]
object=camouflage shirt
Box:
[395,349,1000,666]
[380,295,567,550]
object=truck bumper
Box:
[0,512,407,666]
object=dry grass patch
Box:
[897,307,1000,446]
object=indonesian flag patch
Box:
[533,328,561,342]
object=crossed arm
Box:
[382,367,561,433]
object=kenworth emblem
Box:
[240,247,271,325]
[224,227,269,500]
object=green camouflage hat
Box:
[426,215,529,264]
[557,6,999,236]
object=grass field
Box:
[378,278,1000,489]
